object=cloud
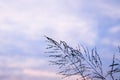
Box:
[0,0,120,80]
[101,25,120,47]
[23,69,87,80]
[94,0,120,19]
[101,37,120,47]
[0,55,52,80]
[0,0,99,49]
[109,25,120,34]
[23,69,60,78]
[0,55,47,69]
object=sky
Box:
[0,0,120,80]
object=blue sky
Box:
[0,0,120,80]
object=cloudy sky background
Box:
[0,0,120,80]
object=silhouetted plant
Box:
[45,36,120,80]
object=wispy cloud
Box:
[23,69,60,78]
[0,0,120,80]
[109,25,120,34]
[101,25,120,47]
[101,37,120,47]
[0,0,98,46]
[93,0,120,19]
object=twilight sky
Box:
[0,0,120,80]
